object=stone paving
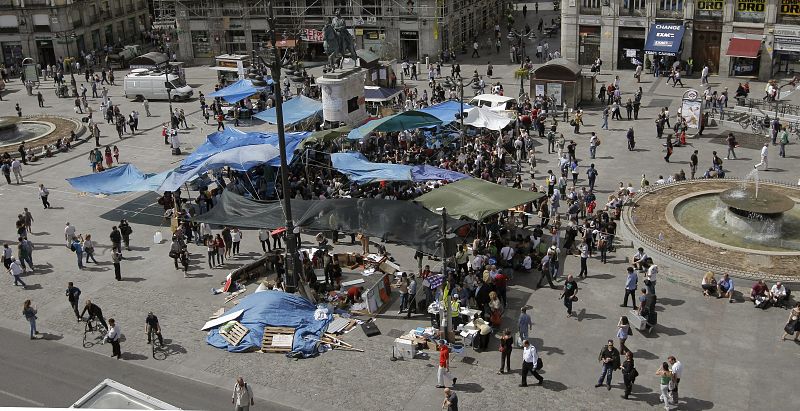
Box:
[1,4,799,410]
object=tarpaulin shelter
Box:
[193,191,468,256]
[347,110,442,140]
[463,106,513,131]
[208,79,267,103]
[158,145,281,192]
[178,127,308,173]
[415,178,544,220]
[419,100,475,124]
[254,95,322,125]
[298,126,352,149]
[364,86,403,102]
[66,164,172,195]
[330,152,468,184]
[206,291,331,356]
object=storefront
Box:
[1,42,23,68]
[693,1,723,74]
[726,37,762,77]
[36,39,55,66]
[360,29,385,56]
[617,28,646,70]
[773,25,800,76]
[578,26,601,66]
[643,22,686,68]
[400,31,418,61]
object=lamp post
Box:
[507,29,535,97]
[444,76,477,151]
[164,67,173,116]
[55,31,78,88]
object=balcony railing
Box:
[656,9,684,19]
[580,6,601,15]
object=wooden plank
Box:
[261,326,296,353]
[220,321,249,346]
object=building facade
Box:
[152,0,505,65]
[0,0,150,68]
[561,0,800,81]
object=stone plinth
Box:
[317,68,368,126]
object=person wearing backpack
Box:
[66,282,81,319]
[232,377,255,411]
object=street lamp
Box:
[55,31,78,88]
[443,76,478,150]
[507,29,536,96]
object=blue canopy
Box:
[347,110,443,140]
[331,152,468,184]
[644,23,685,56]
[178,127,308,173]
[158,145,281,191]
[254,95,322,125]
[66,164,172,195]
[206,291,331,357]
[364,87,403,102]
[208,79,266,103]
[419,100,474,124]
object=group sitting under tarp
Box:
[158,145,281,192]
[206,291,331,356]
[347,110,442,140]
[207,79,268,103]
[254,95,322,126]
[65,164,173,195]
[193,190,469,256]
[330,152,469,184]
[416,178,545,221]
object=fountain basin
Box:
[719,187,795,217]
[0,118,57,149]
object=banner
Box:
[302,29,324,42]
[735,0,766,21]
[535,84,545,98]
[781,0,800,15]
[696,1,723,10]
[547,83,562,106]
[680,89,702,129]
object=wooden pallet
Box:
[220,321,249,346]
[261,327,295,353]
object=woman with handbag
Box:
[617,316,632,354]
[781,302,800,341]
[655,362,674,410]
[22,299,39,340]
[620,351,637,399]
[82,234,98,264]
[497,329,513,374]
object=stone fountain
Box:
[717,170,795,238]
[0,117,20,142]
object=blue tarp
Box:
[419,100,474,124]
[644,23,685,56]
[206,291,331,357]
[254,95,322,125]
[208,79,266,103]
[347,110,443,140]
[364,87,403,102]
[158,145,281,191]
[331,152,469,184]
[178,127,308,173]
[66,164,172,194]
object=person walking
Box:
[110,226,123,256]
[578,241,589,278]
[621,267,639,309]
[560,275,578,317]
[66,282,81,320]
[435,341,457,388]
[119,219,132,250]
[617,316,632,354]
[143,98,151,116]
[11,158,22,184]
[231,228,242,255]
[23,299,39,339]
[442,388,458,411]
[596,340,621,390]
[725,133,738,160]
[231,377,255,411]
[779,128,789,158]
[9,259,26,287]
[37,91,44,107]
[82,234,98,264]
[655,362,674,410]
[621,351,637,399]
[668,356,683,405]
[112,249,122,280]
[689,150,699,179]
[518,307,532,342]
[38,184,51,209]
[106,318,122,359]
[754,142,769,170]
[70,237,84,269]
[519,339,544,387]
[498,329,513,374]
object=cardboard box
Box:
[394,338,416,359]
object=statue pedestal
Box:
[317,68,368,127]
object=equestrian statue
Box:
[323,9,358,70]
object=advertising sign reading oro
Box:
[781,0,800,15]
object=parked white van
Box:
[123,69,193,101]
[469,94,517,110]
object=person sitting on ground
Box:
[750,279,770,309]
[770,281,790,308]
[631,247,649,271]
[701,271,717,297]
[346,286,364,304]
[718,273,735,303]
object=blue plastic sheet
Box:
[206,291,331,357]
[66,164,172,195]
[418,100,474,124]
[207,79,266,103]
[331,152,468,184]
[254,95,322,125]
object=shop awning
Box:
[643,23,685,56]
[726,38,762,58]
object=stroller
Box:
[55,84,69,98]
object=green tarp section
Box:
[299,126,352,149]
[415,179,545,221]
[347,110,442,140]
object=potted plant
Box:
[514,68,530,79]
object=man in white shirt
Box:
[632,247,649,271]
[231,377,255,411]
[754,143,769,170]
[520,340,543,386]
[770,281,789,307]
[499,245,515,267]
[668,356,683,405]
[9,259,26,287]
[521,254,532,272]
[106,318,122,359]
[10,159,22,184]
[470,253,485,273]
[646,264,659,292]
[65,222,77,242]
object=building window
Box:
[582,0,601,7]
[658,0,681,10]
[624,0,646,9]
[191,31,211,58]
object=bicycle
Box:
[82,317,107,348]
[147,325,166,359]
[739,115,764,134]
